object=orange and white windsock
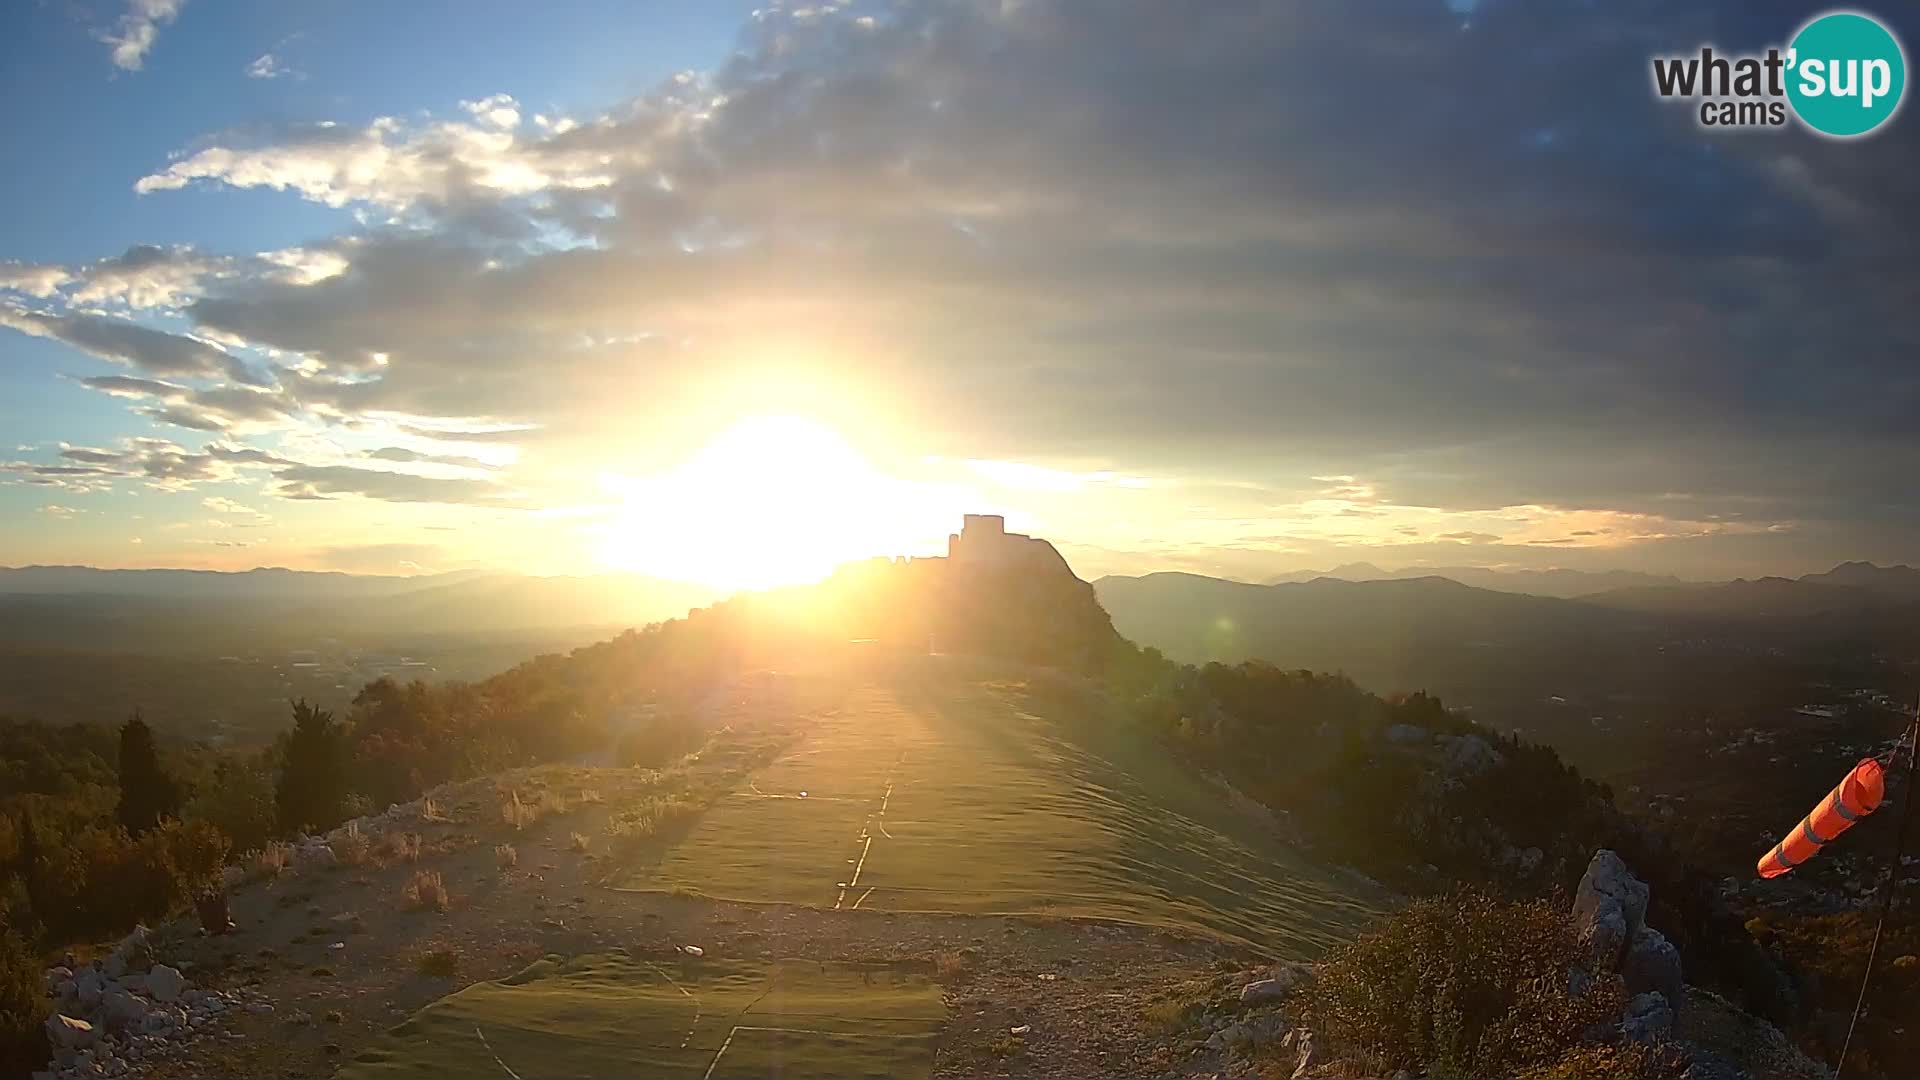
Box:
[1757,757,1886,878]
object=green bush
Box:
[0,930,47,1078]
[1303,891,1634,1079]
[25,818,229,941]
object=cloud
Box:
[97,0,186,72]
[28,0,1915,576]
[68,244,226,309]
[202,495,271,522]
[1,307,262,384]
[269,463,517,505]
[8,438,297,493]
[0,262,72,298]
[366,446,495,470]
[134,101,617,211]
[245,53,294,80]
[37,505,84,518]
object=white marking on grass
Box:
[851,886,876,909]
[645,960,702,1049]
[473,1025,524,1080]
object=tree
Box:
[275,700,348,835]
[115,711,180,836]
[184,755,276,854]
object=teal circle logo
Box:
[1787,11,1907,137]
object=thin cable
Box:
[1834,708,1919,1080]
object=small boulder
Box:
[146,964,186,1004]
[1621,926,1684,1012]
[45,1014,97,1051]
[105,925,153,980]
[43,966,73,993]
[73,969,105,1010]
[1620,991,1675,1044]
[100,988,148,1031]
[1573,850,1648,970]
[1574,850,1649,937]
[1241,978,1288,1004]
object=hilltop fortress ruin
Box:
[944,514,1072,574]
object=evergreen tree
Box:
[115,711,179,836]
[275,699,348,835]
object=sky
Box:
[2,0,1917,589]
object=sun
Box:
[595,415,953,591]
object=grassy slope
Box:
[337,952,946,1080]
[627,661,1380,955]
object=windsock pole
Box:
[1834,707,1918,1080]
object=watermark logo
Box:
[1651,10,1906,138]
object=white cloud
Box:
[134,109,623,210]
[245,52,294,80]
[203,495,271,522]
[97,0,186,73]
[0,262,72,298]
[461,94,522,130]
[68,245,225,310]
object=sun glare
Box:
[596,415,955,591]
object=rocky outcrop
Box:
[1570,848,1690,1048]
[36,936,274,1080]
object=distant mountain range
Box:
[1093,562,1920,718]
[0,566,719,652]
[1262,562,1688,598]
[1238,560,1920,612]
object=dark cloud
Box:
[366,446,494,470]
[1,307,265,385]
[270,464,515,505]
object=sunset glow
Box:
[595,415,960,590]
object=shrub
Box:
[404,869,449,913]
[606,795,703,847]
[0,931,47,1079]
[416,948,459,977]
[1517,1042,1684,1080]
[495,843,518,870]
[501,790,534,832]
[1303,891,1628,1079]
[333,821,371,867]
[255,840,291,879]
[382,831,422,864]
[30,821,220,940]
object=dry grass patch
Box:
[495,843,519,870]
[569,832,591,854]
[382,831,422,864]
[404,869,450,913]
[334,821,372,867]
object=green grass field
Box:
[622,664,1380,956]
[336,953,945,1080]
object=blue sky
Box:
[2,1,1917,585]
